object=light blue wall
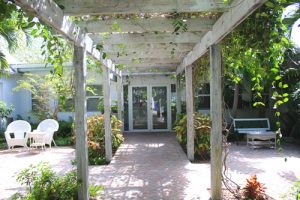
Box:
[0,76,31,120]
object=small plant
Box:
[242,175,267,200]
[13,162,78,200]
[12,162,104,200]
[0,101,14,118]
[89,184,104,198]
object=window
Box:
[195,83,210,110]
[86,85,103,112]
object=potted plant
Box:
[0,101,14,130]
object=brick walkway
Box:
[90,132,211,199]
[1,133,300,200]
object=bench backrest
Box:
[233,118,270,133]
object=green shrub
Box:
[87,114,124,165]
[174,112,211,160]
[56,121,73,138]
[13,162,78,200]
[12,162,104,200]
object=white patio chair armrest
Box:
[4,131,11,139]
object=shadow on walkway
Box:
[90,132,211,200]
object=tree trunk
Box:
[232,83,239,118]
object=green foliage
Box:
[0,1,72,76]
[0,101,14,118]
[0,1,32,74]
[89,184,104,198]
[55,136,74,146]
[242,175,267,200]
[13,162,79,200]
[282,178,300,199]
[174,113,211,159]
[14,73,74,120]
[86,115,124,165]
[291,82,300,101]
[56,121,73,138]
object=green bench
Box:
[233,118,276,149]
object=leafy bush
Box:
[87,114,124,165]
[12,162,104,200]
[0,101,14,118]
[242,175,267,200]
[13,162,78,200]
[174,112,211,160]
[282,179,300,200]
[56,120,73,138]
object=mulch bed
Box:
[207,188,276,200]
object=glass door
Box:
[151,86,168,130]
[131,86,148,130]
[128,85,170,132]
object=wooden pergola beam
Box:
[90,32,205,45]
[103,43,195,53]
[176,0,267,74]
[185,65,194,161]
[124,63,178,69]
[109,51,188,60]
[210,44,222,200]
[15,0,121,76]
[60,0,228,15]
[125,66,176,73]
[79,17,215,33]
[112,57,182,64]
[74,46,89,200]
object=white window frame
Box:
[86,84,103,112]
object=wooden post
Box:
[103,66,113,162]
[117,74,124,131]
[185,65,194,161]
[176,74,182,119]
[210,44,222,200]
[74,46,89,200]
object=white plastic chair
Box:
[5,120,31,149]
[34,119,59,148]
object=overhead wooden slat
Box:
[176,0,267,74]
[125,66,176,73]
[79,17,215,33]
[121,62,178,69]
[113,57,182,64]
[15,0,121,76]
[109,51,188,60]
[103,43,195,53]
[90,32,205,45]
[61,0,228,15]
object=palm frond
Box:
[0,50,9,74]
[0,25,18,52]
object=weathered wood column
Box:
[117,74,124,131]
[74,46,89,200]
[185,65,194,161]
[103,66,112,162]
[210,44,222,200]
[176,74,182,119]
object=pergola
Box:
[15,0,266,199]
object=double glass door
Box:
[129,85,170,131]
